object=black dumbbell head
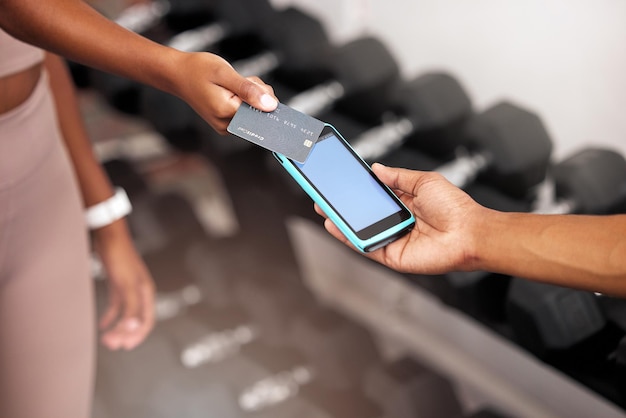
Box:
[332,37,401,122]
[551,147,626,214]
[165,0,217,32]
[139,87,203,152]
[331,37,400,97]
[258,7,332,73]
[398,72,473,157]
[506,279,606,356]
[399,72,472,129]
[215,0,274,35]
[464,101,553,198]
[377,147,441,171]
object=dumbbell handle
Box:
[115,0,170,33]
[239,366,315,412]
[155,283,202,321]
[436,149,492,188]
[167,21,229,52]
[530,179,578,214]
[181,324,259,368]
[233,51,281,78]
[351,117,415,161]
[287,80,345,117]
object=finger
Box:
[215,65,278,112]
[99,289,121,331]
[324,218,373,258]
[101,285,152,351]
[103,280,143,349]
[313,203,327,218]
[372,163,425,196]
[323,218,350,245]
[123,279,156,350]
[246,76,275,97]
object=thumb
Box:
[220,67,278,112]
[372,163,423,196]
[371,162,398,187]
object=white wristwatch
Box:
[85,187,132,230]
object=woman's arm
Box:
[0,0,278,133]
[45,52,155,350]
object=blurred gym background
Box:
[278,0,626,160]
[73,1,626,417]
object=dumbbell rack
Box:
[286,216,626,418]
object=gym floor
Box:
[81,82,477,418]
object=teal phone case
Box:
[273,124,415,252]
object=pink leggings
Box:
[0,71,95,418]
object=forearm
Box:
[45,53,131,240]
[473,211,626,297]
[0,0,182,96]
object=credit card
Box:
[227,102,325,163]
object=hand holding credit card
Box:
[227,102,325,163]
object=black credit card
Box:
[227,102,325,163]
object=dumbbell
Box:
[102,158,208,254]
[162,303,263,372]
[89,0,217,114]
[344,71,472,162]
[505,147,626,357]
[137,0,279,151]
[69,0,172,89]
[350,96,551,201]
[93,0,274,115]
[233,271,320,348]
[96,308,284,418]
[363,356,465,418]
[399,181,530,321]
[237,340,382,417]
[433,184,532,323]
[114,0,215,34]
[268,73,468,201]
[176,248,319,368]
[437,100,553,199]
[229,7,332,81]
[139,6,331,151]
[286,36,403,123]
[163,0,274,54]
[369,113,547,321]
[288,308,384,390]
[177,306,384,416]
[179,338,380,417]
[234,311,385,417]
[446,147,626,327]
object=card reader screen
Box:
[295,132,402,232]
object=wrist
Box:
[92,219,134,254]
[154,48,189,97]
[461,205,501,272]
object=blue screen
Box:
[295,133,402,232]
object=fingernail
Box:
[125,318,141,331]
[260,94,278,109]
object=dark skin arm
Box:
[45,52,154,350]
[317,163,626,298]
[0,0,278,134]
